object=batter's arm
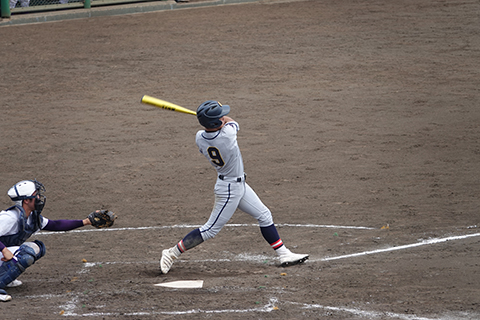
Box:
[223,116,234,123]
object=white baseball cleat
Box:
[0,289,12,302]
[6,280,22,288]
[279,252,309,267]
[160,248,177,274]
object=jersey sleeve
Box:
[196,130,205,155]
[224,121,239,132]
[0,212,18,237]
[40,216,49,229]
[43,219,85,231]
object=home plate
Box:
[154,280,204,288]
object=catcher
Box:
[0,179,117,302]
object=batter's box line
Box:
[75,232,480,268]
[317,232,480,262]
[287,300,469,320]
[36,223,375,236]
[57,295,463,319]
[60,297,279,317]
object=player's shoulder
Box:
[223,121,239,132]
[0,208,18,222]
[196,130,208,141]
[1,206,19,216]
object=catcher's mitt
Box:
[88,210,117,228]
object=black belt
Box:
[218,174,246,182]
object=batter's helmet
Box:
[196,100,230,129]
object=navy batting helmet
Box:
[196,100,230,129]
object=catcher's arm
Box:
[43,218,91,231]
[83,218,92,226]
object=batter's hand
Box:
[222,116,234,123]
[1,247,14,262]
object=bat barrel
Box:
[141,95,197,115]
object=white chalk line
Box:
[20,292,474,320]
[319,232,480,262]
[19,284,474,319]
[290,301,471,320]
[55,296,465,319]
[35,223,375,236]
[61,298,278,316]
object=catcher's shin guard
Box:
[0,241,46,289]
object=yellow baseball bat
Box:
[141,95,197,115]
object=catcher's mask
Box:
[8,179,47,214]
[196,100,230,129]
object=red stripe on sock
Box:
[177,240,186,253]
[271,239,283,249]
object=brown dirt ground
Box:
[1,0,479,318]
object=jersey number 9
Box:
[207,147,225,167]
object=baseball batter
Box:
[160,100,309,274]
[0,180,116,302]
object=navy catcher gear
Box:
[0,241,45,289]
[0,206,44,247]
[196,100,230,129]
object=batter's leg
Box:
[160,181,244,274]
[198,180,244,240]
[238,183,309,266]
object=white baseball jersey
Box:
[196,121,244,179]
[195,120,274,240]
[0,208,48,237]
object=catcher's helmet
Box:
[8,180,46,212]
[196,100,230,129]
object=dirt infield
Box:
[1,0,479,318]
